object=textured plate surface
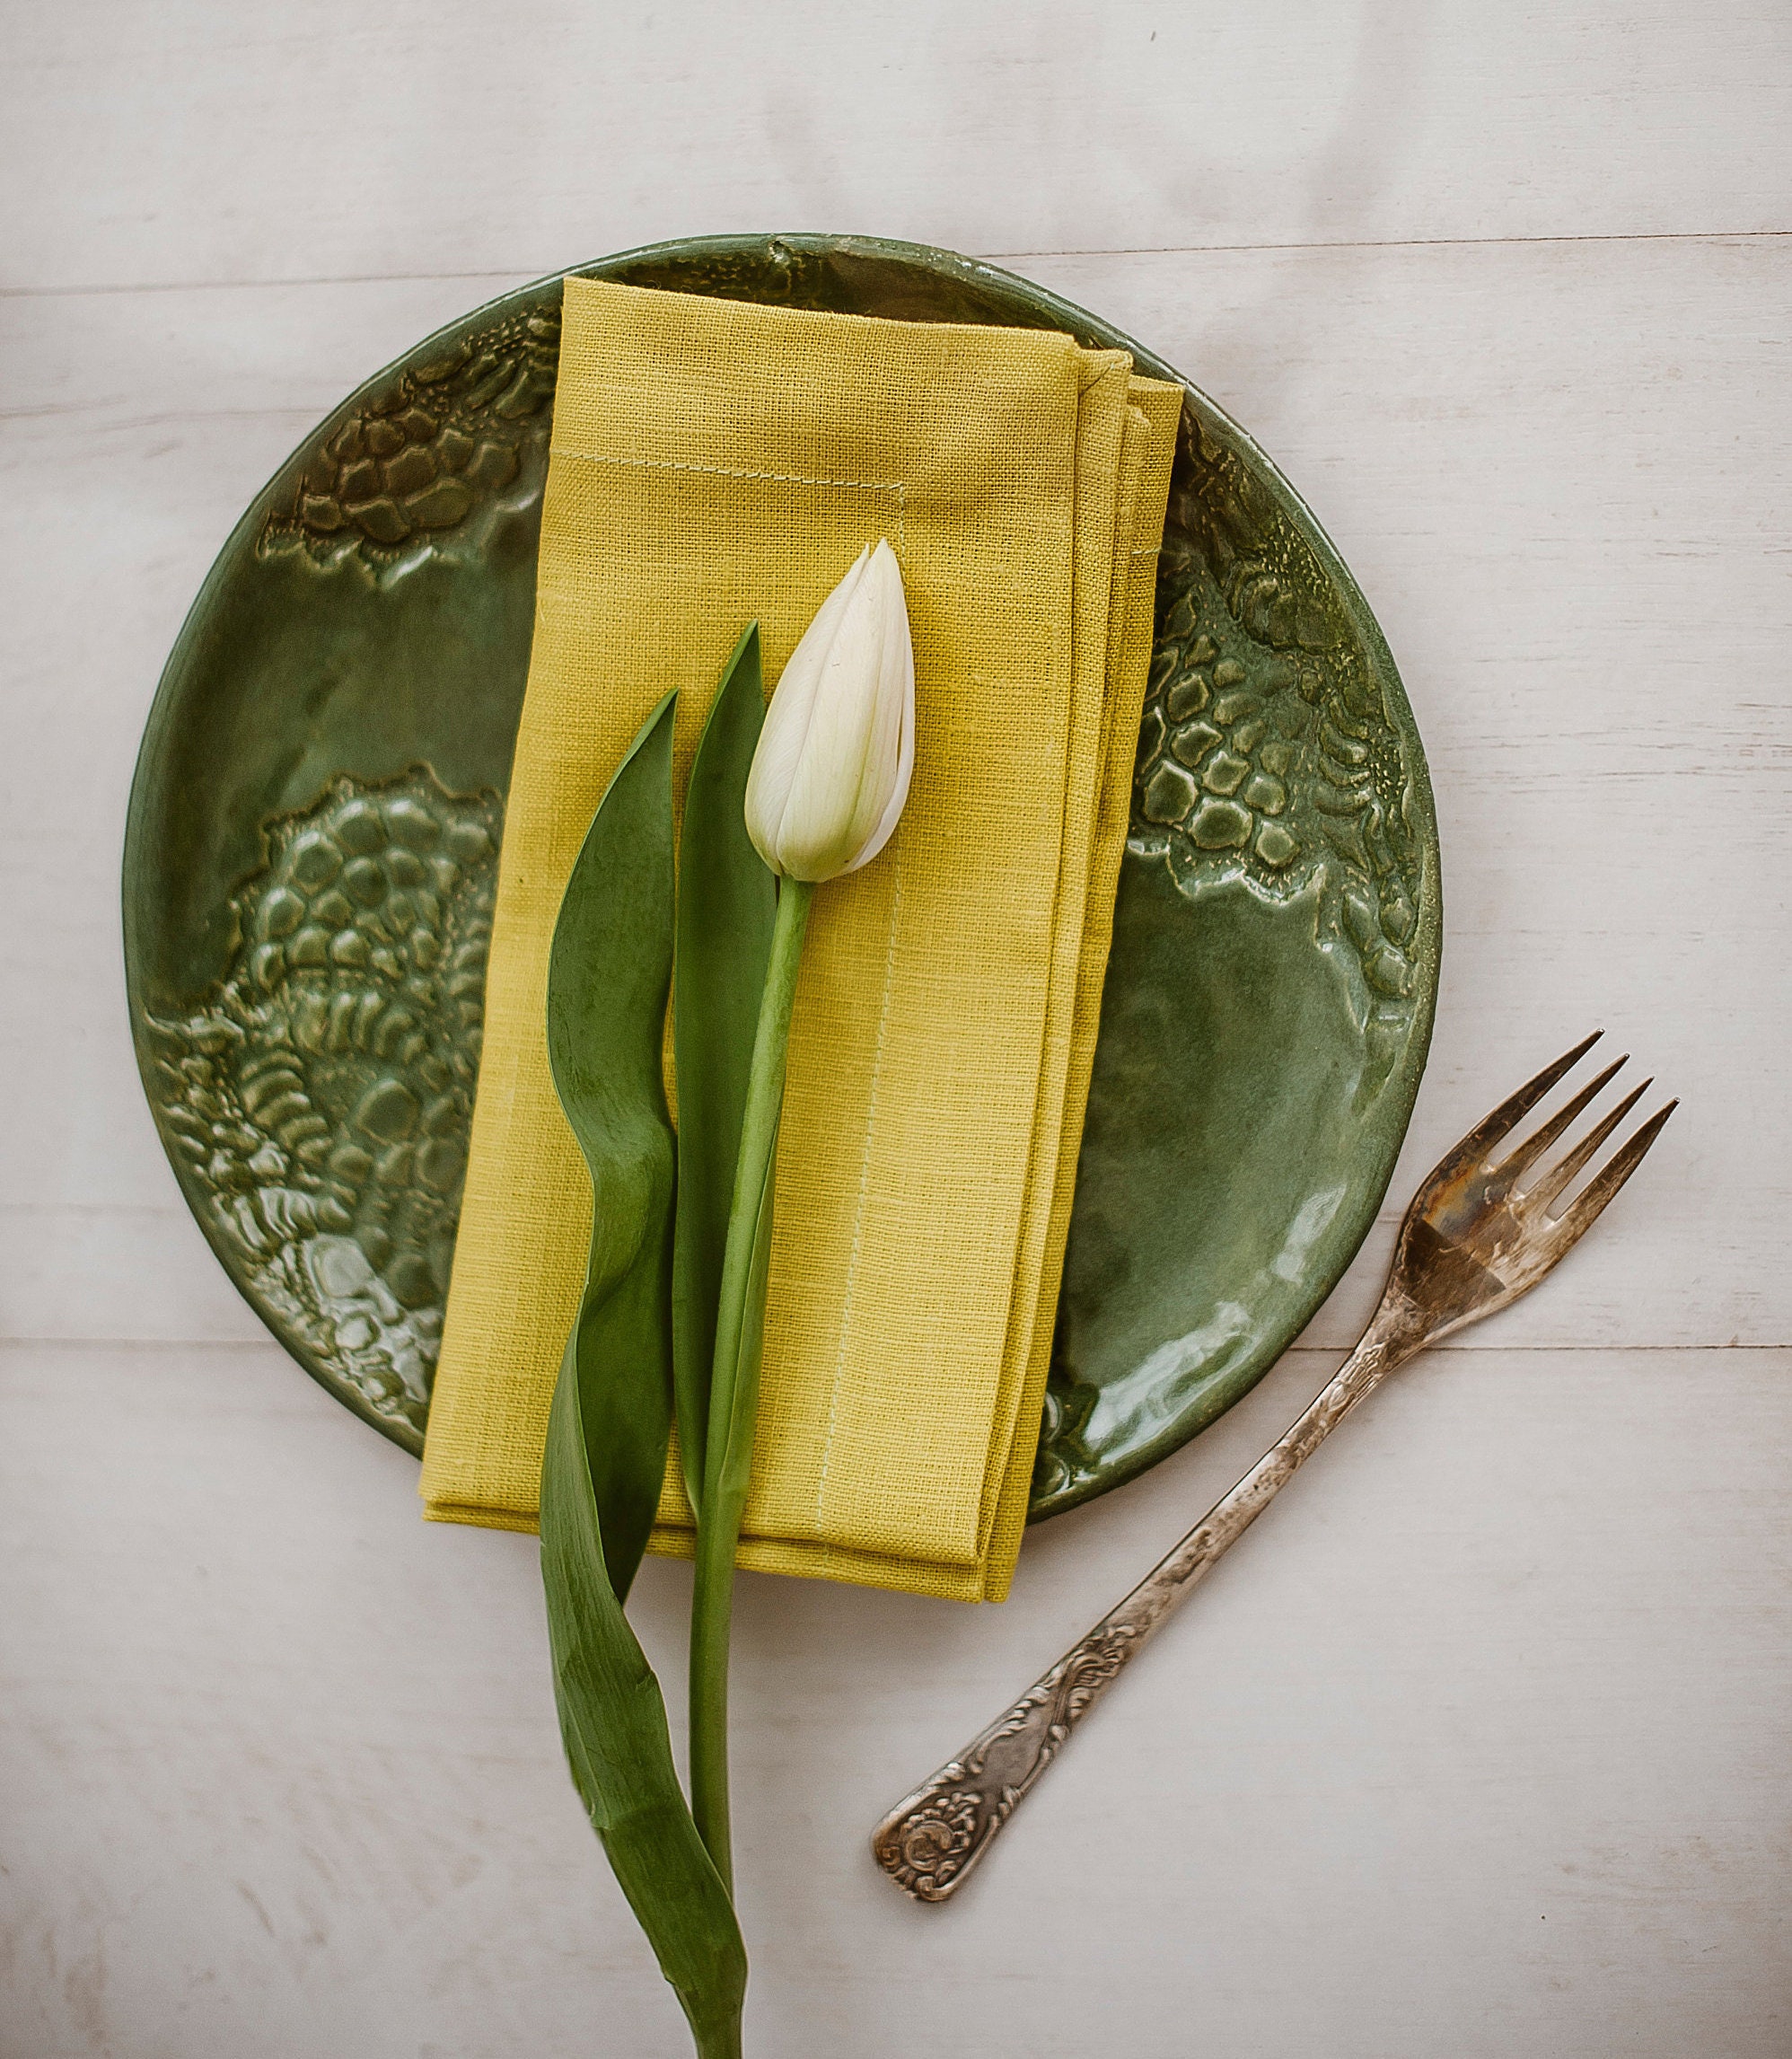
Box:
[123,233,1439,1521]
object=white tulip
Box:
[743,540,916,883]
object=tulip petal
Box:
[842,542,915,874]
[775,570,886,878]
[742,538,915,883]
[742,546,868,876]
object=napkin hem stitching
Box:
[554,449,909,551]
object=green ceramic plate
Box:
[123,234,1439,1522]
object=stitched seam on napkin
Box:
[812,839,905,1537]
[555,450,909,550]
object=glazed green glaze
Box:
[122,233,1439,1520]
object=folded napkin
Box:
[419,275,1179,1601]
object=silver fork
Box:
[872,1033,1676,1903]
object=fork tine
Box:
[1448,1031,1604,1170]
[1487,1054,1628,1190]
[1541,1100,1678,1259]
[1529,1078,1652,1210]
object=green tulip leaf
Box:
[545,689,680,1600]
[672,628,777,1513]
[541,1340,748,2055]
[540,687,749,2056]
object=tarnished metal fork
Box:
[873,1034,1676,1903]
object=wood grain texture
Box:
[1,3,1788,2052]
[3,1,1788,292]
[2,1337,1787,2057]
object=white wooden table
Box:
[4,5,1788,2054]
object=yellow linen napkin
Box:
[419,276,1178,1601]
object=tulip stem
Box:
[690,876,814,1890]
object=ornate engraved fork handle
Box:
[875,1035,1678,1904]
[872,1305,1425,1903]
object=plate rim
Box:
[122,231,1441,1519]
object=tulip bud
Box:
[742,541,916,883]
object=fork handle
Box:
[871,1305,1426,1902]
